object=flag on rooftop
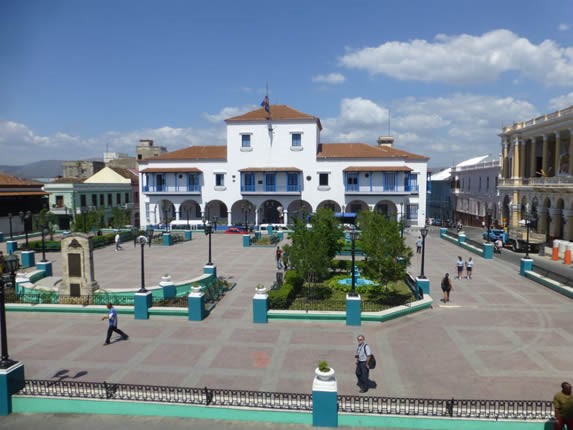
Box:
[261,95,270,114]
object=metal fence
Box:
[4,292,192,307]
[287,298,392,312]
[16,380,554,421]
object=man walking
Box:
[275,246,283,270]
[415,236,422,254]
[553,381,573,430]
[102,303,129,345]
[114,231,122,251]
[355,335,373,393]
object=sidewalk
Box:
[4,229,573,404]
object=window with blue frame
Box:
[407,204,419,220]
[407,173,418,192]
[241,134,251,148]
[215,173,225,187]
[291,133,301,147]
[243,173,255,192]
[265,173,276,192]
[287,173,299,191]
[346,172,359,192]
[384,173,396,191]
[188,174,200,192]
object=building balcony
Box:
[143,185,201,194]
[499,176,573,191]
[344,185,419,194]
[241,184,302,194]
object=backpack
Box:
[369,354,377,370]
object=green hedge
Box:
[269,271,304,309]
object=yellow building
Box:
[498,105,573,242]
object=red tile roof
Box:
[317,143,428,161]
[226,105,323,130]
[0,172,45,187]
[144,146,227,161]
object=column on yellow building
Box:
[538,207,548,235]
[529,137,537,178]
[510,196,521,230]
[542,134,549,176]
[512,136,521,179]
[502,137,510,178]
[563,209,573,241]
[568,128,573,176]
[554,131,561,175]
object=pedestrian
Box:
[495,238,503,254]
[415,236,422,254]
[465,257,474,279]
[114,231,122,251]
[275,246,283,270]
[355,335,374,393]
[101,303,129,345]
[441,273,453,303]
[456,256,464,279]
[282,249,289,271]
[553,381,573,430]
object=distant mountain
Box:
[0,160,64,180]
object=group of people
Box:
[275,246,288,270]
[455,256,474,279]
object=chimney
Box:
[377,136,394,147]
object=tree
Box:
[287,208,341,297]
[357,211,412,285]
[111,207,130,228]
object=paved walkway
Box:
[3,229,573,404]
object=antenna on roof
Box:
[387,107,391,136]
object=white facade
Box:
[138,105,428,229]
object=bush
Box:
[284,271,304,293]
[268,282,294,309]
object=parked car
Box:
[224,227,249,234]
[482,228,506,242]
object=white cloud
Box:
[320,94,537,167]
[312,73,346,85]
[559,23,570,31]
[339,29,573,86]
[548,92,573,110]
[202,105,257,123]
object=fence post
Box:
[134,291,152,320]
[345,294,361,326]
[20,250,35,269]
[312,366,338,427]
[252,286,268,324]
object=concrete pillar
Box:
[502,138,510,178]
[416,277,430,296]
[36,261,53,277]
[20,251,35,269]
[511,136,520,178]
[510,199,520,232]
[160,275,176,299]
[0,362,25,416]
[184,231,192,241]
[282,209,288,226]
[134,291,153,320]
[554,131,561,175]
[5,241,17,255]
[542,134,549,176]
[458,233,466,244]
[162,233,172,246]
[483,243,494,259]
[345,294,361,326]
[519,139,526,179]
[188,287,206,321]
[242,234,251,247]
[519,258,533,276]
[203,264,217,277]
[252,287,268,324]
[312,367,338,427]
[563,209,573,241]
[549,208,561,238]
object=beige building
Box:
[136,139,167,161]
[498,105,573,242]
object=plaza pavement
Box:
[3,228,573,406]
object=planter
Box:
[191,286,203,294]
[315,367,335,380]
[255,286,267,295]
[161,275,172,283]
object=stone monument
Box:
[60,233,99,296]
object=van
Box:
[170,220,206,231]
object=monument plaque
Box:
[60,233,99,295]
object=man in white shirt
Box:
[355,335,373,393]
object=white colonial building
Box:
[138,104,428,228]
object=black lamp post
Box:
[19,211,31,250]
[419,227,429,278]
[203,216,217,266]
[524,214,535,259]
[7,213,13,240]
[186,209,190,229]
[137,235,148,293]
[40,222,50,262]
[349,230,359,297]
[0,254,19,368]
[146,227,154,248]
[486,207,493,242]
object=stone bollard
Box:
[36,261,53,277]
[0,361,25,415]
[457,233,466,245]
[6,241,17,255]
[416,277,430,296]
[482,243,494,259]
[20,250,35,269]
[188,286,206,321]
[253,286,268,324]
[345,294,361,326]
[520,257,534,276]
[162,233,173,246]
[184,231,192,241]
[552,239,560,261]
[160,275,176,299]
[203,264,217,278]
[312,366,338,427]
[242,234,251,247]
[134,291,153,320]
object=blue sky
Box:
[1,0,572,167]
